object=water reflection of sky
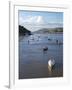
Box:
[19,34,63,64]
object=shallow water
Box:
[19,33,63,79]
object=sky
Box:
[19,10,63,32]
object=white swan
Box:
[48,59,55,71]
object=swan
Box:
[48,59,55,71]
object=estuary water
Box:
[19,33,63,79]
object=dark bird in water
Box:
[56,40,63,45]
[28,40,29,44]
[43,47,48,51]
[56,40,58,44]
[48,38,51,41]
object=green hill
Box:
[33,27,63,34]
[19,25,31,36]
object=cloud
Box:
[19,15,63,32]
[19,16,45,25]
[36,16,44,24]
[19,16,46,32]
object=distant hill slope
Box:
[19,25,31,36]
[33,27,63,34]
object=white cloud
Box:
[19,16,46,32]
[19,15,62,32]
[19,16,45,25]
[36,16,44,24]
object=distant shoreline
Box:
[19,25,63,36]
[33,32,63,34]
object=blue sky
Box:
[19,10,63,32]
